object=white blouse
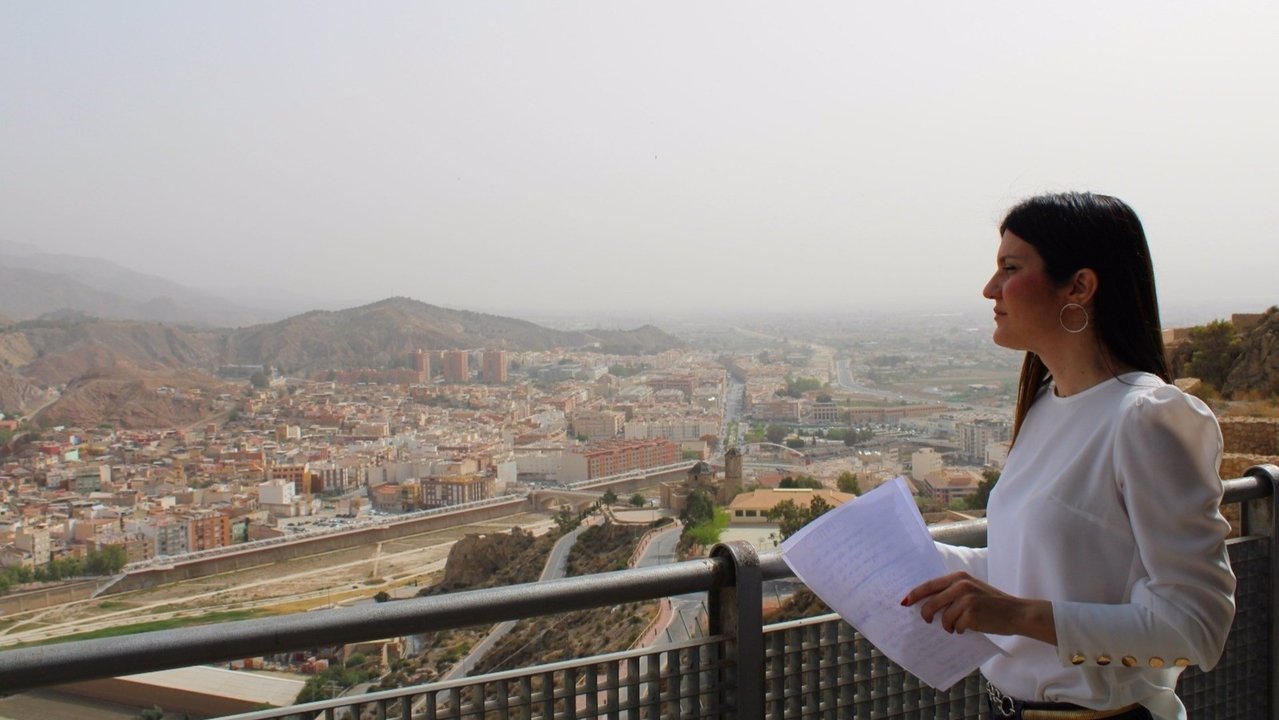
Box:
[936,372,1235,720]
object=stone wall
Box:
[105,497,529,595]
[1221,453,1278,480]
[1220,416,1279,457]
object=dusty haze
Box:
[2,2,1276,322]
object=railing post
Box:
[710,540,763,720]
[1242,464,1279,720]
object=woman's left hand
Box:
[903,572,1057,645]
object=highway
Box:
[834,358,905,401]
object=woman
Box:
[903,192,1235,720]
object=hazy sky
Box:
[3,2,1276,322]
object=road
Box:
[634,526,706,645]
[440,522,588,680]
[835,358,905,401]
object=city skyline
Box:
[3,2,1277,318]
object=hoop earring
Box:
[1059,303,1089,334]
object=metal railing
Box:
[0,465,1273,720]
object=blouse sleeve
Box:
[1052,386,1236,671]
[934,542,989,581]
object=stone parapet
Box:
[1220,416,1279,456]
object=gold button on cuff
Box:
[1148,657,1165,669]
[1096,655,1111,666]
[1121,656,1138,667]
[1174,658,1190,668]
[1070,653,1086,665]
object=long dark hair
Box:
[1002,192,1171,444]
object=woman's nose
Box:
[983,274,1000,299]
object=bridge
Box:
[737,442,811,466]
[528,461,699,512]
[528,488,604,512]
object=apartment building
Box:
[624,418,719,442]
[561,438,679,483]
[421,474,494,507]
[572,410,625,441]
[481,350,508,384]
[959,420,1011,464]
[443,350,470,383]
[910,448,943,479]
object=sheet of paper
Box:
[781,476,1000,690]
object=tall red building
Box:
[443,350,469,383]
[411,349,431,383]
[481,350,508,384]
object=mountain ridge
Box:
[0,296,681,426]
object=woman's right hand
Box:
[903,571,1057,645]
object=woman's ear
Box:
[1066,268,1099,305]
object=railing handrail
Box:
[0,467,1272,698]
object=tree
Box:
[784,437,806,450]
[765,424,789,444]
[1175,320,1242,391]
[630,493,646,507]
[85,545,127,575]
[601,489,618,506]
[554,506,580,534]
[970,469,1000,510]
[767,496,834,540]
[778,475,822,489]
[680,488,716,527]
[249,371,269,389]
[836,471,861,495]
[373,591,391,603]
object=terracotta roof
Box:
[728,488,855,512]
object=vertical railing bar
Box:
[1243,464,1279,720]
[422,689,436,720]
[606,659,620,720]
[540,669,555,720]
[709,541,762,720]
[1264,464,1279,720]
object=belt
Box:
[987,683,1146,720]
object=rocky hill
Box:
[0,296,681,427]
[0,317,222,387]
[0,369,49,417]
[1223,308,1279,398]
[1171,307,1279,399]
[0,239,271,327]
[225,297,578,370]
[34,364,227,430]
[223,297,681,370]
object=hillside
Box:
[0,239,271,327]
[1171,307,1279,399]
[223,297,580,370]
[0,296,680,427]
[1223,308,1279,398]
[0,317,223,387]
[0,369,50,417]
[471,522,657,674]
[34,364,228,430]
[223,297,681,370]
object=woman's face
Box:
[983,230,1070,353]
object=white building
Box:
[960,420,1011,463]
[910,448,944,479]
[624,418,719,443]
[258,478,296,506]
